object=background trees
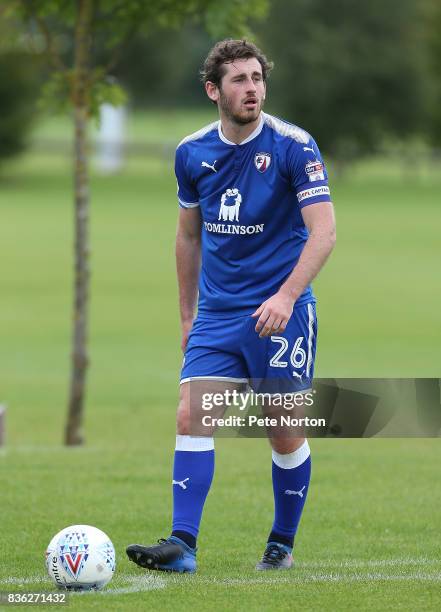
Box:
[1,0,440,444]
[7,0,268,445]
[106,0,441,156]
[255,0,431,157]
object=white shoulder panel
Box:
[263,113,310,144]
[177,120,219,148]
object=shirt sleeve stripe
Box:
[178,198,200,209]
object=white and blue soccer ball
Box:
[45,525,116,591]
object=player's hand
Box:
[181,319,193,352]
[251,290,295,337]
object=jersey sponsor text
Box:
[204,221,265,235]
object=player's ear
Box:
[205,81,219,104]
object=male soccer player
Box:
[127,39,336,572]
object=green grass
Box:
[1,440,441,610]
[0,111,440,610]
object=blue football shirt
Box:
[175,112,331,318]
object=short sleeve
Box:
[288,137,331,208]
[175,145,199,209]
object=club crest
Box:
[254,152,271,173]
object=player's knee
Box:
[270,437,305,455]
[176,400,191,435]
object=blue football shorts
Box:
[181,302,317,393]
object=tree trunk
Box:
[65,0,93,446]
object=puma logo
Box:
[284,485,306,498]
[172,478,190,490]
[292,370,305,380]
[201,160,217,173]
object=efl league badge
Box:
[254,152,271,173]
[305,159,325,182]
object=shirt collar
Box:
[218,113,264,146]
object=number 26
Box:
[269,336,306,369]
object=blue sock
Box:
[171,435,215,546]
[269,440,311,549]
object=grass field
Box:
[0,111,440,610]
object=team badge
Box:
[305,159,324,182]
[254,152,271,173]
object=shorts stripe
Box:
[305,303,315,378]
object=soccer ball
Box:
[45,525,116,591]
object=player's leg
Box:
[171,380,215,552]
[171,378,247,552]
[126,379,244,572]
[255,434,311,569]
[243,302,317,569]
[127,315,248,573]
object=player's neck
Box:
[219,113,262,145]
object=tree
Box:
[107,25,213,109]
[256,0,429,158]
[0,14,41,164]
[0,51,39,162]
[11,0,268,445]
[424,0,441,146]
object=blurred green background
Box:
[0,2,440,608]
[0,0,440,446]
[1,106,440,446]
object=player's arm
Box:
[280,200,336,300]
[253,202,336,337]
[176,207,202,351]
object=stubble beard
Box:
[218,88,264,125]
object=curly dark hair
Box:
[200,39,273,87]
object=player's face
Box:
[216,58,266,125]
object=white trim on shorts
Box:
[305,303,315,378]
[180,376,249,385]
